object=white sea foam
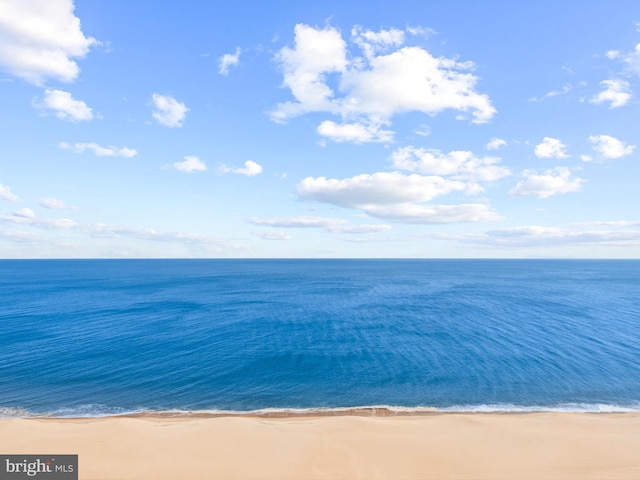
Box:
[4,403,639,418]
[0,407,35,418]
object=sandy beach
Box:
[1,412,639,479]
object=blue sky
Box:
[1,0,640,258]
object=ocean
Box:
[1,259,639,417]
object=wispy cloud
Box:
[218,47,241,75]
[0,184,19,202]
[59,142,137,157]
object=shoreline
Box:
[4,402,640,420]
[2,412,640,479]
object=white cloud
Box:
[173,156,207,173]
[415,124,431,137]
[486,138,507,150]
[39,197,68,209]
[218,47,241,75]
[317,120,394,143]
[88,223,247,252]
[390,147,511,182]
[588,134,635,159]
[574,220,640,227]
[297,172,467,207]
[273,24,347,121]
[589,79,631,108]
[622,43,640,76]
[341,46,495,123]
[446,225,640,248]
[529,84,572,102]
[605,50,620,59]
[14,208,35,218]
[351,25,405,58]
[534,137,569,159]
[361,203,501,223]
[256,230,291,241]
[271,24,496,142]
[151,93,188,128]
[295,171,501,224]
[59,142,137,157]
[0,211,78,229]
[248,216,391,233]
[219,160,263,176]
[39,89,93,121]
[0,0,97,85]
[0,184,19,202]
[509,167,584,198]
[235,160,263,176]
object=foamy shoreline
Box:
[4,402,640,419]
[2,412,640,479]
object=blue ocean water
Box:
[1,259,639,417]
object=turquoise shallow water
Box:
[1,259,639,417]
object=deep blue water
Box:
[1,259,639,417]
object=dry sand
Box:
[1,412,639,479]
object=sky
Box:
[1,0,640,258]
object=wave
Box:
[3,402,640,419]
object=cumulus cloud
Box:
[271,23,496,143]
[589,79,631,108]
[0,0,97,85]
[59,142,137,157]
[295,171,501,224]
[390,147,511,182]
[39,197,68,209]
[248,216,391,233]
[534,137,569,159]
[297,172,467,207]
[151,93,188,127]
[218,47,241,75]
[509,167,584,198]
[0,184,19,202]
[486,138,507,150]
[317,120,394,143]
[588,135,635,159]
[219,160,263,176]
[173,156,207,173]
[38,89,93,121]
